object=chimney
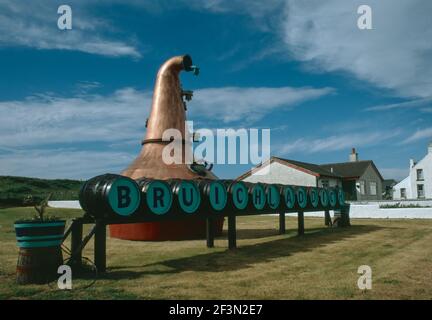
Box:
[428,141,432,154]
[349,148,358,162]
[410,159,416,169]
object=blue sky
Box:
[0,0,431,181]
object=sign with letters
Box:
[252,184,266,210]
[309,188,319,208]
[145,180,172,215]
[107,177,140,216]
[296,187,308,209]
[231,182,248,210]
[177,181,201,214]
[267,185,280,210]
[320,188,329,207]
[329,189,337,207]
[284,186,295,209]
[208,181,227,211]
[80,174,346,221]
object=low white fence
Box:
[49,200,432,219]
[352,199,432,207]
[48,200,82,209]
[285,201,432,219]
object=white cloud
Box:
[0,85,332,148]
[279,131,400,155]
[188,0,432,99]
[366,98,432,112]
[402,127,432,144]
[0,84,333,177]
[0,149,134,179]
[0,0,141,58]
[0,88,151,147]
[189,86,334,124]
[186,0,284,27]
[282,0,432,98]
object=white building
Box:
[237,157,342,188]
[393,142,432,200]
[238,150,384,201]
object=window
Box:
[370,182,377,196]
[417,169,424,181]
[417,184,425,198]
[321,180,329,188]
[359,180,366,195]
[401,188,406,199]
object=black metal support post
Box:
[341,204,351,227]
[228,215,237,250]
[297,211,304,236]
[94,221,106,273]
[325,210,332,226]
[70,219,83,267]
[206,217,215,248]
[279,212,286,234]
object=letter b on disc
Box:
[108,178,140,216]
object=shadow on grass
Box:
[103,224,385,280]
[220,228,287,240]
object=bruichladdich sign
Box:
[79,174,346,222]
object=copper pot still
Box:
[110,55,224,241]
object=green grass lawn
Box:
[1,207,432,299]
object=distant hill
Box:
[0,176,83,207]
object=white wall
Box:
[282,204,432,219]
[393,176,412,200]
[393,146,432,200]
[410,151,432,199]
[352,199,432,206]
[242,162,317,186]
[344,204,432,219]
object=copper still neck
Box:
[121,54,215,181]
[145,55,195,141]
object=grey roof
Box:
[320,160,384,181]
[236,156,342,181]
[236,156,384,182]
[272,157,342,178]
